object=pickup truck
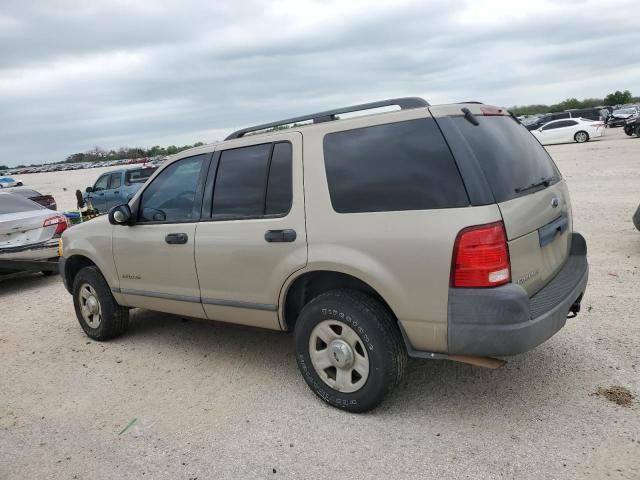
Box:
[80,166,157,212]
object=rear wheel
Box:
[574,131,589,143]
[624,126,634,136]
[294,289,407,412]
[72,266,129,340]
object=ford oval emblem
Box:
[551,197,559,208]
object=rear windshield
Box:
[125,167,157,185]
[446,116,560,203]
[0,194,44,214]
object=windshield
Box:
[0,194,44,214]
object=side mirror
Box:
[108,204,133,225]
[86,186,93,193]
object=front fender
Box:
[61,217,124,303]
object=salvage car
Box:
[0,192,66,275]
[60,98,588,412]
[531,118,605,145]
[2,187,57,210]
[0,177,23,188]
[78,166,157,212]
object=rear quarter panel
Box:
[300,110,503,352]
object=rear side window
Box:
[125,167,157,185]
[323,118,469,213]
[0,194,44,214]
[110,173,122,189]
[444,116,560,203]
[211,142,292,218]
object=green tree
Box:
[604,90,633,106]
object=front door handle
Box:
[165,233,188,245]
[265,229,296,243]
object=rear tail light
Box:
[43,215,68,235]
[451,221,511,288]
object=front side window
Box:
[94,175,109,192]
[211,142,293,218]
[138,155,205,223]
[323,118,469,213]
[110,173,122,189]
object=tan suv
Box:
[60,98,588,412]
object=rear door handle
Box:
[264,229,296,243]
[165,233,188,245]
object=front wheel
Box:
[624,126,634,136]
[72,266,129,340]
[574,131,589,143]
[294,290,407,413]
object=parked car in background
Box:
[565,108,608,122]
[607,107,640,127]
[525,108,612,131]
[0,177,23,188]
[2,187,57,210]
[0,192,66,276]
[60,98,588,412]
[532,118,605,145]
[79,166,157,212]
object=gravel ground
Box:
[1,128,639,479]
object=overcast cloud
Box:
[1,0,639,166]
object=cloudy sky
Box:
[1,0,639,166]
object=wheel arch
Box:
[280,269,398,332]
[62,254,97,293]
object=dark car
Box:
[2,187,57,210]
[565,108,609,122]
[525,109,607,131]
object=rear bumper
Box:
[0,239,60,273]
[447,232,588,356]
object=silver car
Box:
[0,192,66,275]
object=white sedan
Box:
[531,118,605,145]
[0,192,67,275]
[0,176,23,188]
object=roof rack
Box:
[225,97,429,140]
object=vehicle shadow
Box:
[0,272,60,297]
[124,308,583,416]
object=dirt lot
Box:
[1,129,639,479]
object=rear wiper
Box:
[514,176,556,194]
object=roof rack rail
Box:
[225,97,429,140]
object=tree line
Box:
[63,142,207,164]
[511,90,637,116]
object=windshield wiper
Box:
[514,175,556,194]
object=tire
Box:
[624,126,634,136]
[72,266,129,340]
[574,131,589,143]
[294,289,407,413]
[75,190,85,209]
[635,126,640,138]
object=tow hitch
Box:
[567,294,583,319]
